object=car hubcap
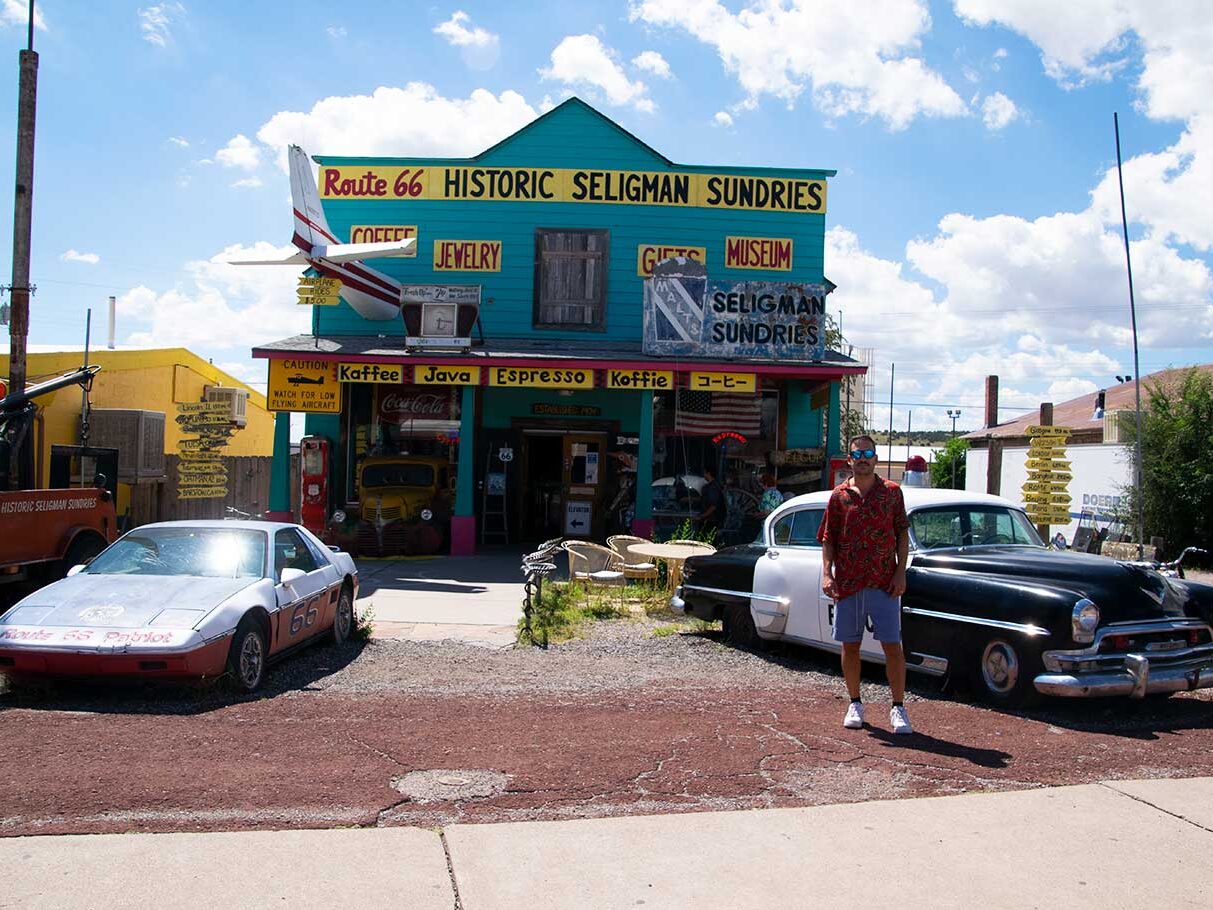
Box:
[337,596,352,639]
[981,640,1019,694]
[240,633,263,687]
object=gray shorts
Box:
[832,588,902,644]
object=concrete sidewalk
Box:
[355,549,527,648]
[3,777,1210,908]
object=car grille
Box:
[1044,620,1213,674]
[364,505,402,523]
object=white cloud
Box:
[980,92,1019,129]
[713,110,733,127]
[117,242,309,351]
[629,0,966,129]
[230,177,263,189]
[1,0,46,31]
[434,10,500,69]
[215,134,261,171]
[59,249,100,265]
[167,136,189,148]
[256,84,539,171]
[434,10,495,47]
[138,3,185,48]
[540,35,655,112]
[632,50,672,78]
[326,26,346,39]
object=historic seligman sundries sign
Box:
[643,260,826,361]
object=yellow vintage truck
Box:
[349,454,452,556]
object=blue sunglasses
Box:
[849,448,878,459]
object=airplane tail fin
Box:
[289,145,337,251]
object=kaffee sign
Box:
[375,386,457,425]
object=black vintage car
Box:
[672,488,1213,706]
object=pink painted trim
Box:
[252,350,866,377]
[631,518,655,539]
[450,515,476,556]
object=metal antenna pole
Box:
[1114,112,1145,559]
[80,308,91,446]
[887,362,894,464]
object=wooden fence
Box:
[126,455,275,527]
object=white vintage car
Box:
[0,520,359,692]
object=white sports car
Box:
[0,520,359,692]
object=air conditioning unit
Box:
[204,386,248,427]
[1103,409,1133,444]
[89,409,166,481]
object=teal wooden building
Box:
[254,98,864,554]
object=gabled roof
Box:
[964,363,1213,440]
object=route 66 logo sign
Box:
[498,447,514,463]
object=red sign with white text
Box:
[375,385,456,425]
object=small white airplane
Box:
[230,145,412,320]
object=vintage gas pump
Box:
[299,435,330,536]
[828,455,851,488]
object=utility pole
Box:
[947,408,962,489]
[6,1,38,488]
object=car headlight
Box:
[420,508,433,521]
[1072,598,1100,644]
[332,509,346,524]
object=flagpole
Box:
[1114,112,1145,559]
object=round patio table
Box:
[628,542,714,592]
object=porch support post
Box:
[632,391,655,538]
[827,380,842,458]
[450,384,477,555]
[265,411,293,521]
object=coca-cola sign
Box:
[376,385,455,424]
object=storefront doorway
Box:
[520,429,609,541]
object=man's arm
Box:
[822,538,838,599]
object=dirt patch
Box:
[2,620,1211,837]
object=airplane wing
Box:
[229,250,310,266]
[313,238,417,263]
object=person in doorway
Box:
[818,434,913,734]
[697,466,724,538]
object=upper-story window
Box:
[533,229,608,330]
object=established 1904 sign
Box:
[643,260,826,361]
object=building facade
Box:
[1,347,274,525]
[254,98,864,554]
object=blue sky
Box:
[1,0,1209,432]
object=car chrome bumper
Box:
[1035,655,1213,698]
[669,587,687,615]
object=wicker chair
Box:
[607,534,659,582]
[562,541,627,586]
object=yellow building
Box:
[1,348,274,524]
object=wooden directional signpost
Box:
[1022,417,1074,532]
[297,276,342,307]
[175,401,234,500]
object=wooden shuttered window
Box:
[533,229,608,329]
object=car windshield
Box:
[909,506,1044,550]
[84,528,267,578]
[362,463,434,488]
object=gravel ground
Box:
[2,618,1212,837]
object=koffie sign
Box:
[644,277,827,361]
[318,165,827,215]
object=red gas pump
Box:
[299,436,330,536]
[828,456,851,489]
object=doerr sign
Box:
[644,271,827,361]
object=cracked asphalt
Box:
[2,619,1212,837]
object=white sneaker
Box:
[843,702,865,729]
[890,705,913,735]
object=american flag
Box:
[675,391,763,436]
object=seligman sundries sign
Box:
[644,267,827,361]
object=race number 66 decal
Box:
[290,594,322,636]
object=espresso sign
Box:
[375,386,456,425]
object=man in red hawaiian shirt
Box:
[817,434,913,734]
